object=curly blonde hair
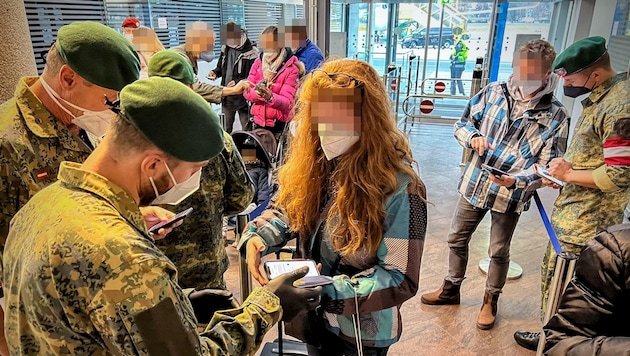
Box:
[276,59,422,256]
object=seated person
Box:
[543,224,630,355]
[240,144,273,206]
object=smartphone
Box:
[534,164,566,187]
[481,163,509,178]
[264,259,333,288]
[148,207,193,233]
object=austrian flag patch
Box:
[603,137,630,166]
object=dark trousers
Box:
[445,197,520,294]
[222,105,251,133]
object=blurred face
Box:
[221,23,243,47]
[259,32,280,52]
[512,52,550,87]
[241,148,257,162]
[311,87,362,137]
[123,27,135,35]
[281,25,307,49]
[131,27,160,52]
[185,22,215,53]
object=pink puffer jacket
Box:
[243,51,304,128]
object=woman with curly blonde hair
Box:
[239,59,427,355]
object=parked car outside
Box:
[401,27,454,48]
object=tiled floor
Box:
[223,123,560,355]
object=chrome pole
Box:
[536,251,578,356]
[236,214,252,302]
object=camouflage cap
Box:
[120,77,224,162]
[56,21,140,91]
[553,36,607,76]
[147,51,196,85]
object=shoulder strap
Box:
[500,83,513,118]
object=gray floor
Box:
[224,123,558,355]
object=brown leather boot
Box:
[477,291,499,330]
[420,280,461,305]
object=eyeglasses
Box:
[105,96,122,115]
[310,69,365,89]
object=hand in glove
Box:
[265,266,322,322]
[188,288,240,324]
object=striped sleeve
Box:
[603,137,630,166]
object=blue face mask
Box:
[199,50,215,63]
[563,72,595,98]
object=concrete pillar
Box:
[0,0,37,102]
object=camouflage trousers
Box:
[540,239,586,320]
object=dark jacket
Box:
[212,39,259,110]
[245,163,272,205]
[294,39,324,74]
[543,224,630,355]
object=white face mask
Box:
[40,78,116,138]
[519,84,542,97]
[319,135,360,160]
[150,162,201,205]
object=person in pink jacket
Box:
[243,25,305,135]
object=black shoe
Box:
[514,330,540,351]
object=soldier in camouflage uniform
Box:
[514,37,630,351]
[156,131,254,290]
[148,51,255,291]
[2,77,320,355]
[0,21,143,355]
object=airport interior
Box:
[1,0,630,355]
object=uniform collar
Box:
[582,72,628,107]
[57,161,147,234]
[15,76,92,153]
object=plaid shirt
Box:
[454,81,570,213]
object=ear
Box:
[140,151,165,178]
[58,65,78,91]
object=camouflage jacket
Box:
[156,132,254,290]
[551,73,630,246]
[0,76,92,249]
[3,162,280,355]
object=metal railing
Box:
[383,64,402,116]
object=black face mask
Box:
[563,72,595,98]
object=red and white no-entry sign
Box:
[420,99,434,114]
[390,79,397,91]
[435,81,446,93]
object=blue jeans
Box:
[445,197,520,294]
[450,64,465,95]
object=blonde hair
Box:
[276,59,422,256]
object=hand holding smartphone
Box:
[481,163,509,178]
[264,259,333,288]
[534,164,565,187]
[148,207,193,233]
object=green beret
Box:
[147,51,195,85]
[553,36,607,76]
[120,77,224,162]
[56,21,140,91]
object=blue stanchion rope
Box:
[533,191,563,255]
